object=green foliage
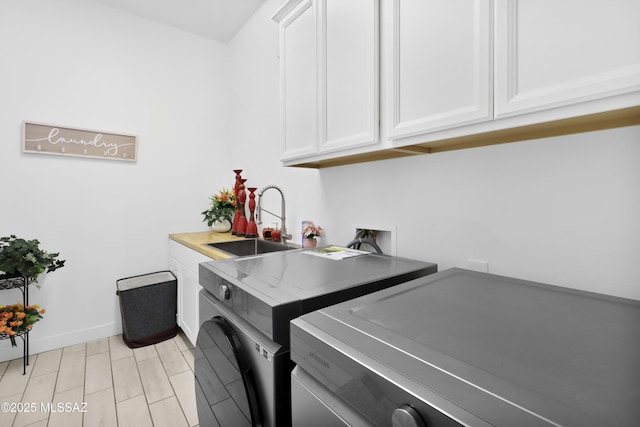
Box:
[0,235,66,283]
[0,303,45,346]
[201,188,236,226]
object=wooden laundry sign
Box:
[23,121,138,162]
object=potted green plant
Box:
[201,188,236,232]
[0,235,66,285]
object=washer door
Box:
[195,316,263,427]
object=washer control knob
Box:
[392,405,426,427]
[219,284,230,301]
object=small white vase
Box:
[211,219,232,232]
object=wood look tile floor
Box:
[0,333,198,427]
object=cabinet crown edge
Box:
[272,0,306,23]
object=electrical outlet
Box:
[468,259,489,273]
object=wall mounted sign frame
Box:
[23,121,138,162]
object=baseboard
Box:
[0,323,121,363]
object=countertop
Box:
[169,230,245,259]
[169,230,302,260]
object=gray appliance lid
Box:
[201,248,437,307]
[294,268,640,427]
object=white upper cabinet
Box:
[320,0,379,153]
[274,0,379,161]
[275,0,640,167]
[495,0,640,118]
[275,0,317,160]
[384,0,493,140]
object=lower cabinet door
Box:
[179,266,200,345]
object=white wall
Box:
[318,127,640,299]
[230,0,640,301]
[0,0,230,360]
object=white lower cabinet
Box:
[168,240,210,346]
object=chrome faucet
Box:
[257,185,293,244]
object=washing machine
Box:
[195,247,437,427]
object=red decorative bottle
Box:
[245,187,258,238]
[236,179,248,237]
[231,169,242,235]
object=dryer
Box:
[290,268,640,427]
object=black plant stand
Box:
[0,275,30,375]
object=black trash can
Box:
[116,271,178,348]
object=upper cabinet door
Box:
[385,0,493,141]
[318,0,379,153]
[495,0,640,118]
[276,0,318,160]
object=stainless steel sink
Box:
[206,239,297,257]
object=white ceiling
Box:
[90,0,265,43]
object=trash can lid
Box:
[117,271,175,292]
